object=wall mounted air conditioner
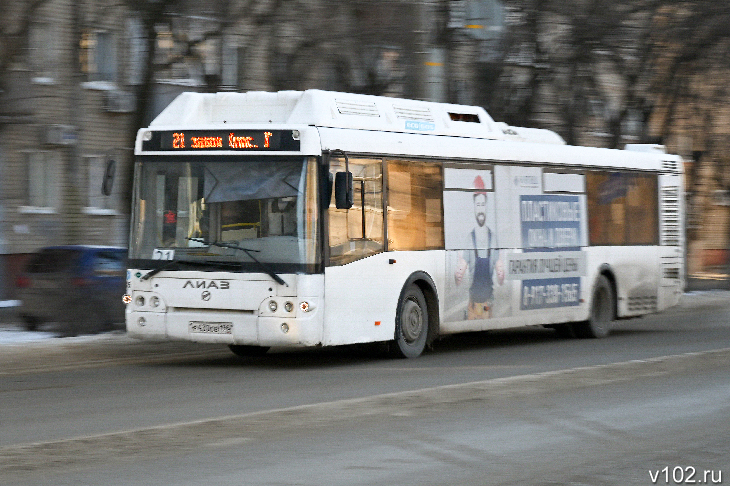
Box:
[103,90,135,113]
[44,124,78,146]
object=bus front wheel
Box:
[390,284,429,359]
[575,275,614,339]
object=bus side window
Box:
[387,159,444,251]
[586,171,658,246]
[328,157,384,265]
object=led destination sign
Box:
[142,130,300,152]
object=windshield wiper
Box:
[186,238,288,287]
[140,259,183,281]
[139,260,223,280]
[186,238,260,254]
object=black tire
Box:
[21,315,41,332]
[229,345,270,357]
[84,306,109,334]
[390,284,429,359]
[59,296,86,337]
[575,275,614,339]
[68,306,104,335]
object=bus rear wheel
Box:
[390,284,429,359]
[575,275,614,338]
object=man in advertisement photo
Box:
[454,176,505,320]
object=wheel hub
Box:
[402,298,423,343]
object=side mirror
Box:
[101,159,116,196]
[334,171,353,209]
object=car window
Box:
[26,249,81,274]
[93,251,126,277]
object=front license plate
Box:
[189,322,233,334]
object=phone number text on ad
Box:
[521,278,580,310]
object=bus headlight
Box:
[135,295,146,307]
[268,300,278,312]
[150,296,160,308]
[284,301,294,312]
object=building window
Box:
[126,18,146,85]
[86,156,113,210]
[81,31,117,82]
[29,22,58,82]
[26,152,59,208]
[221,44,246,90]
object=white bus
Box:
[125,89,684,358]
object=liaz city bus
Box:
[124,89,684,358]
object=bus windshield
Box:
[130,157,320,272]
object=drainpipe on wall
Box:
[64,0,84,245]
[0,149,7,301]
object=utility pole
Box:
[413,0,430,100]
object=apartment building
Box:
[0,0,136,298]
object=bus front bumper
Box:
[125,308,322,347]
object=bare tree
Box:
[488,0,664,147]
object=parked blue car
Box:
[16,245,127,335]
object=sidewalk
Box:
[0,300,20,326]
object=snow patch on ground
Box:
[0,323,122,345]
[0,316,123,346]
[0,326,58,344]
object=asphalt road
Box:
[1,290,729,484]
[6,361,729,486]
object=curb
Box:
[3,346,730,473]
